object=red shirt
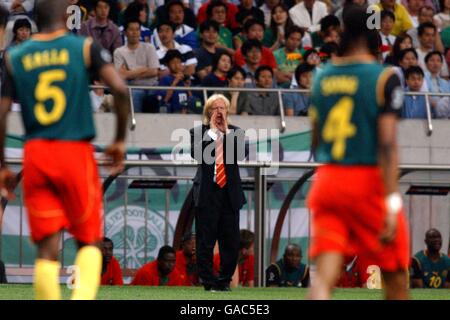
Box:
[234,47,277,69]
[101,256,124,285]
[197,1,238,29]
[131,260,185,286]
[175,250,199,286]
[213,253,254,286]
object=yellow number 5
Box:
[34,70,67,126]
[322,97,357,161]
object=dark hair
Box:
[404,65,424,79]
[255,65,273,80]
[419,5,434,15]
[157,245,176,260]
[157,21,176,32]
[380,10,395,22]
[199,20,220,33]
[320,14,340,32]
[13,18,31,34]
[123,2,146,22]
[167,0,184,11]
[0,4,8,28]
[439,0,449,13]
[95,0,111,7]
[319,42,339,61]
[285,25,304,40]
[241,39,262,56]
[227,66,246,80]
[244,18,265,33]
[103,237,113,247]
[239,229,255,250]
[389,33,413,65]
[284,243,301,256]
[124,18,141,31]
[161,49,183,65]
[339,4,380,57]
[269,4,294,41]
[207,0,228,18]
[418,22,436,37]
[425,50,443,63]
[303,48,319,62]
[181,232,195,243]
[212,51,232,72]
[398,48,418,62]
[294,62,315,82]
[35,0,68,30]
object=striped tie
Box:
[215,134,227,188]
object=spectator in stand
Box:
[80,0,123,55]
[154,21,198,77]
[379,10,397,61]
[263,4,295,51]
[394,48,429,91]
[90,77,115,112]
[241,39,264,86]
[10,18,31,47]
[266,244,310,288]
[225,66,251,114]
[118,2,151,43]
[424,51,450,118]
[402,66,429,118]
[131,245,185,286]
[101,237,123,285]
[197,0,239,30]
[157,49,192,113]
[207,0,234,50]
[416,22,449,78]
[434,0,450,30]
[407,6,444,51]
[318,41,339,64]
[195,20,228,81]
[375,0,414,36]
[274,26,304,88]
[234,19,278,77]
[248,66,280,115]
[2,0,35,14]
[335,0,367,25]
[384,33,413,65]
[260,0,282,27]
[310,14,341,50]
[114,19,160,113]
[202,51,233,89]
[175,232,199,286]
[411,228,450,289]
[154,0,198,30]
[406,0,426,27]
[289,0,328,34]
[236,0,265,34]
[283,63,314,116]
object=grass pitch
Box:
[0,284,448,300]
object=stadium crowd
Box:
[2,0,450,118]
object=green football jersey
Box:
[310,61,397,165]
[413,251,450,289]
[7,32,95,141]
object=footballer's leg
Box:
[308,253,344,300]
[383,270,410,300]
[34,232,62,300]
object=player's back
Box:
[311,60,391,165]
[7,31,95,141]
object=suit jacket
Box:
[190,124,247,212]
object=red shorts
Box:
[23,140,103,244]
[307,165,410,272]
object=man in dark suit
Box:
[190,94,247,291]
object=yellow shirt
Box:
[375,3,413,36]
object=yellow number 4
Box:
[34,69,67,126]
[322,97,357,161]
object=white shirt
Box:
[289,1,328,33]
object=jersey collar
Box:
[32,28,67,41]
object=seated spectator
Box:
[274,26,304,88]
[416,22,448,78]
[384,33,413,65]
[10,18,31,47]
[310,14,341,50]
[80,0,123,55]
[394,48,428,91]
[424,51,450,118]
[225,66,250,115]
[406,0,424,27]
[118,2,151,43]
[266,244,310,287]
[260,0,281,27]
[407,5,444,51]
[164,0,199,49]
[131,245,185,286]
[262,4,295,51]
[236,0,265,36]
[3,0,35,15]
[248,66,280,115]
[241,39,264,87]
[154,0,198,30]
[175,232,199,286]
[0,259,6,284]
[90,78,115,112]
[402,66,429,118]
[101,237,123,285]
[283,63,314,116]
[379,10,396,61]
[434,0,450,30]
[154,21,198,78]
[411,228,450,289]
[114,19,160,113]
[194,20,228,81]
[157,49,192,113]
[206,0,234,50]
[197,0,239,30]
[375,0,414,36]
[289,0,328,33]
[202,51,232,89]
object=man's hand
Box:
[104,141,126,176]
[0,167,16,200]
[379,212,398,244]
